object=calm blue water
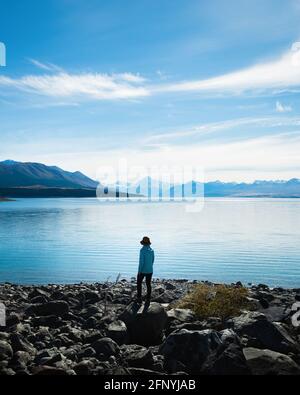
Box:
[0,198,300,287]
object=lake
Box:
[0,198,299,287]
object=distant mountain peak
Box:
[1,160,19,165]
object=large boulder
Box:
[26,301,69,317]
[243,347,300,375]
[159,329,222,374]
[230,311,299,354]
[201,343,251,375]
[119,302,168,346]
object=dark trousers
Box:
[137,273,153,299]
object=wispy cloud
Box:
[1,44,300,102]
[27,58,63,73]
[0,72,149,101]
[146,117,300,145]
[155,43,300,96]
[276,101,293,113]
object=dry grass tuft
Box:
[178,283,249,321]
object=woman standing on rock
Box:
[137,236,155,303]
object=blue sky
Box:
[1,0,300,182]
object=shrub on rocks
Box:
[178,284,249,321]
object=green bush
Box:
[178,283,249,321]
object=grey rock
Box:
[123,345,154,369]
[33,366,69,375]
[6,313,21,327]
[107,320,128,345]
[0,340,13,361]
[160,329,222,374]
[10,333,36,355]
[27,301,69,317]
[167,308,196,323]
[92,337,119,358]
[231,311,299,354]
[119,302,168,346]
[74,360,95,375]
[243,347,300,375]
[201,343,251,375]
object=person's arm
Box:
[138,250,144,273]
[152,250,155,264]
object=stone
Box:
[27,301,69,317]
[92,337,119,358]
[28,288,50,300]
[119,302,168,346]
[32,315,63,328]
[10,333,35,355]
[164,282,177,291]
[11,351,32,368]
[160,329,222,374]
[74,360,95,375]
[30,296,49,304]
[153,291,175,303]
[201,343,251,375]
[219,329,241,346]
[78,346,96,359]
[107,320,128,345]
[167,308,196,323]
[79,290,101,305]
[259,298,269,309]
[260,306,289,322]
[231,311,299,354]
[0,340,13,361]
[33,366,69,375]
[291,310,300,328]
[243,347,300,375]
[123,345,154,369]
[128,368,166,375]
[6,313,21,327]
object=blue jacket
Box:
[138,246,155,274]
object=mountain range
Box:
[0,160,98,189]
[110,176,300,198]
[0,160,300,198]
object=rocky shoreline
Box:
[0,279,300,375]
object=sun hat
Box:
[140,236,151,245]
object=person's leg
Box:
[137,273,144,299]
[145,273,153,300]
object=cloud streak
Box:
[146,116,300,146]
[0,72,149,101]
[156,44,300,95]
[1,44,300,102]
